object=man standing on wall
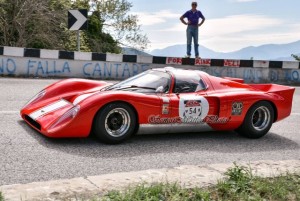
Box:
[180,1,205,58]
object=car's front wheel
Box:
[93,102,137,144]
[236,101,274,139]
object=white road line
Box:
[291,113,300,116]
[0,111,20,114]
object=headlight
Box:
[22,90,46,109]
[48,105,80,132]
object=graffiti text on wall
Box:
[0,57,150,79]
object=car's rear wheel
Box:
[93,102,137,144]
[236,101,274,139]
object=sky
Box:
[129,0,300,52]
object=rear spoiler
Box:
[248,84,295,94]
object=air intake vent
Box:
[25,115,41,130]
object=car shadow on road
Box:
[18,120,300,159]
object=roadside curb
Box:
[1,160,300,201]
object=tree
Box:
[69,0,149,52]
[70,0,121,53]
[0,0,149,53]
[0,0,71,49]
[291,54,300,61]
[86,10,121,53]
[82,0,149,51]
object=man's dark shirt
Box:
[183,10,205,26]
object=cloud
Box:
[203,14,283,36]
[148,14,286,49]
[131,10,180,26]
[160,14,283,35]
[135,11,299,52]
[200,15,300,51]
[200,21,300,51]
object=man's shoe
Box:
[195,56,201,59]
[185,55,191,58]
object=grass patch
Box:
[102,183,210,201]
[100,164,300,201]
[211,164,300,201]
[1,164,299,201]
[0,192,4,201]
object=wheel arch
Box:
[91,100,139,135]
[235,99,277,139]
[246,100,278,122]
[267,101,278,122]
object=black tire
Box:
[93,102,137,144]
[236,101,274,139]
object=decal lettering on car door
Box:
[161,97,170,115]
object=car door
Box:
[156,70,221,125]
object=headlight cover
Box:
[22,89,46,109]
[48,105,80,132]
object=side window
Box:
[195,79,207,91]
[173,73,202,93]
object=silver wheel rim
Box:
[104,108,131,137]
[251,106,271,131]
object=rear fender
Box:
[249,84,295,121]
[206,93,274,130]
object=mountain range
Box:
[122,47,152,57]
[150,40,300,61]
[147,40,300,61]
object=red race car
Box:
[20,67,295,144]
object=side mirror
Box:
[155,86,164,93]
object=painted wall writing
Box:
[27,60,71,76]
[285,70,299,82]
[202,67,237,78]
[0,56,151,79]
[243,69,264,83]
[0,55,299,84]
[82,62,150,79]
[201,67,300,84]
[27,59,150,78]
[0,58,17,74]
[269,69,300,83]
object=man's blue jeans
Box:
[186,25,199,57]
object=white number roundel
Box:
[179,96,209,119]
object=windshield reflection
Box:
[106,70,171,93]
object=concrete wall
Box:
[1,46,300,84]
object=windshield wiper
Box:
[100,85,113,91]
[116,85,156,91]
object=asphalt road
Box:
[0,78,299,186]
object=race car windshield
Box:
[107,70,171,92]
